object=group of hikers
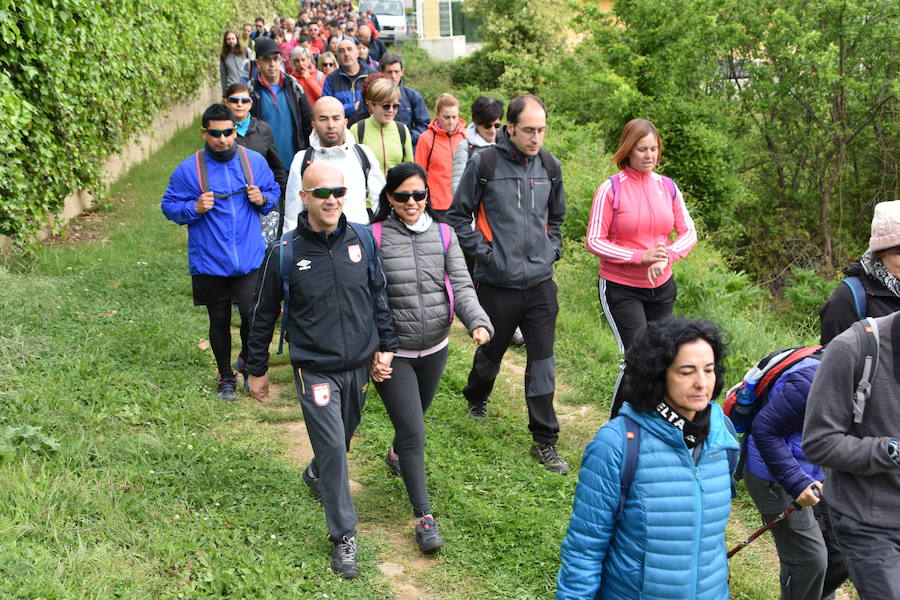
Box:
[160,3,899,597]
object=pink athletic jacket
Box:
[585,167,697,289]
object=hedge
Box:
[0,0,287,240]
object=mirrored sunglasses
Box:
[304,186,348,199]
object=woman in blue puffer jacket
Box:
[744,357,848,600]
[557,318,739,600]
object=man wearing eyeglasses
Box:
[448,94,569,474]
[380,52,430,148]
[322,37,375,117]
[249,36,314,172]
[283,96,385,231]
[245,162,397,579]
[161,103,280,402]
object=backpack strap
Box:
[661,175,677,202]
[348,221,377,288]
[608,174,622,239]
[424,129,437,172]
[851,317,879,424]
[237,145,254,187]
[352,144,372,203]
[195,151,209,194]
[842,276,868,320]
[617,416,641,521]
[437,222,454,323]
[723,417,739,498]
[298,147,315,177]
[538,148,559,183]
[356,120,366,147]
[277,231,294,355]
[371,221,382,247]
[399,123,408,162]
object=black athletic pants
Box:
[464,279,560,444]
[206,302,252,376]
[599,276,676,418]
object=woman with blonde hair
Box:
[414,94,466,221]
[585,118,697,418]
[351,77,413,178]
[317,52,338,76]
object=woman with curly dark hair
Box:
[557,318,739,600]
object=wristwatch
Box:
[888,439,900,467]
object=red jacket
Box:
[415,119,467,211]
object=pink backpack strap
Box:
[436,222,455,323]
[371,221,382,247]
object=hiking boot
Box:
[331,535,359,578]
[467,401,487,419]
[385,446,402,477]
[511,327,525,346]
[415,515,444,554]
[216,373,237,401]
[303,464,322,504]
[530,443,570,474]
[232,356,250,392]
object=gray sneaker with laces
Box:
[331,535,359,578]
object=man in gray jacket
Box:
[447,94,568,474]
[803,313,900,599]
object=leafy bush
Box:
[783,267,835,334]
[0,0,289,241]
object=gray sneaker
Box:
[331,535,359,578]
[415,515,444,554]
[530,443,570,474]
[216,373,237,401]
[303,464,322,504]
[467,401,488,419]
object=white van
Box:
[359,0,409,43]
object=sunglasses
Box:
[380,103,401,112]
[481,122,503,129]
[321,62,335,67]
[226,96,252,104]
[203,128,234,137]
[391,190,427,203]
[304,186,348,199]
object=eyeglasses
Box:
[203,128,235,137]
[226,96,252,104]
[516,126,547,136]
[391,190,427,203]
[380,103,401,112]
[320,62,335,67]
[304,186,348,199]
[258,55,281,63]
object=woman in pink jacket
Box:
[585,118,697,418]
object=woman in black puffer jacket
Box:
[820,201,900,344]
[369,163,492,555]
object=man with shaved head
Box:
[284,96,385,231]
[245,161,397,578]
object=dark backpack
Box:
[276,221,377,354]
[617,415,739,520]
[474,145,560,187]
[194,147,254,197]
[355,119,408,162]
[298,144,372,202]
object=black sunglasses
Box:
[203,128,234,137]
[481,122,503,129]
[392,190,427,203]
[321,61,335,67]
[304,186,348,199]
[226,96,252,104]
[380,103,401,112]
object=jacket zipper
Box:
[227,163,240,271]
[690,452,702,599]
[410,231,427,348]
[327,246,349,370]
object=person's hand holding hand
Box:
[472,327,491,345]
[370,351,394,382]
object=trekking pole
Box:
[728,486,820,559]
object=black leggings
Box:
[205,302,252,376]
[373,346,449,518]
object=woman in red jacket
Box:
[414,94,466,222]
[585,118,697,418]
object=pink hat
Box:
[869,201,900,253]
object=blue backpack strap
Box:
[277,231,294,355]
[723,416,739,499]
[617,416,641,521]
[661,175,677,202]
[842,276,867,319]
[348,221,380,330]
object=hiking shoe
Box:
[303,464,322,504]
[216,373,237,401]
[232,356,250,392]
[331,535,359,578]
[385,446,402,477]
[415,515,444,554]
[467,401,487,419]
[530,443,570,474]
[511,327,525,346]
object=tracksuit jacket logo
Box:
[297,259,311,271]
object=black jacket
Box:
[237,117,288,201]
[249,73,314,155]
[819,260,900,344]
[246,213,398,375]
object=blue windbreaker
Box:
[161,147,279,276]
[557,402,738,600]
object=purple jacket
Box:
[745,357,824,498]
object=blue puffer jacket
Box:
[745,358,823,498]
[557,402,738,600]
[161,148,279,276]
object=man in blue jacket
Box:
[380,52,430,148]
[245,162,397,579]
[322,37,374,117]
[161,103,279,401]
